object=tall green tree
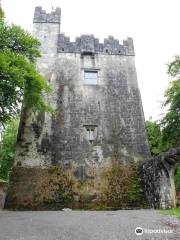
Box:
[145,120,163,155]
[161,56,180,148]
[0,6,52,125]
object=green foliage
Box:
[146,56,180,155]
[0,15,52,125]
[145,118,180,193]
[50,167,74,207]
[161,56,180,148]
[100,164,147,208]
[148,56,180,193]
[0,22,41,62]
[161,208,180,219]
[6,166,74,210]
[145,120,164,155]
[175,166,180,192]
[0,117,19,180]
[0,6,4,20]
[125,175,147,207]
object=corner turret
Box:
[33,7,61,55]
[33,6,61,23]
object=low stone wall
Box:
[139,147,180,209]
[0,180,8,209]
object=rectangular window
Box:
[84,125,97,143]
[84,70,98,85]
[86,127,94,141]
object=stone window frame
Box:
[83,68,99,85]
[83,125,98,144]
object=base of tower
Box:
[5,166,74,210]
[5,164,148,210]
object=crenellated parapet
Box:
[57,34,135,55]
[33,6,61,23]
[33,7,134,55]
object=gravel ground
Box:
[0,209,179,240]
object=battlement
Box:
[57,34,135,55]
[33,6,61,23]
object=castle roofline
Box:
[58,34,135,55]
[33,7,134,56]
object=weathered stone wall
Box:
[139,147,180,209]
[5,166,73,210]
[14,7,150,179]
[7,8,179,211]
[0,181,8,209]
[5,164,147,210]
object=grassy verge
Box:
[160,208,180,219]
[0,179,8,183]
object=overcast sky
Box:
[2,0,180,120]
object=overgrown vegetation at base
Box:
[5,164,148,210]
[99,164,147,209]
[6,166,74,210]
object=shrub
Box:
[99,164,147,209]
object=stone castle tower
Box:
[15,7,150,179]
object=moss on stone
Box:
[5,164,148,210]
[5,166,74,210]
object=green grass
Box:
[160,208,180,219]
[0,179,8,183]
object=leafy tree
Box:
[146,57,180,154]
[145,120,163,155]
[0,6,53,179]
[162,57,180,195]
[0,117,19,180]
[0,7,52,125]
[161,56,180,148]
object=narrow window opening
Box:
[84,125,97,144]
